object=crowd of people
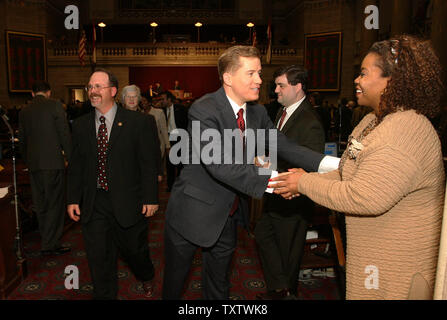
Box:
[11,35,447,300]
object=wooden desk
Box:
[0,159,33,217]
[0,184,27,299]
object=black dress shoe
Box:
[256,289,291,300]
[41,246,71,256]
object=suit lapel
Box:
[280,98,310,134]
[107,106,125,151]
[216,88,238,130]
[274,107,284,127]
[88,111,97,153]
[245,103,257,131]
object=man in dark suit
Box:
[309,91,330,141]
[255,65,325,300]
[162,46,339,300]
[159,90,188,191]
[67,68,160,300]
[18,81,72,256]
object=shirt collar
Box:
[226,95,246,117]
[95,102,118,123]
[284,95,306,115]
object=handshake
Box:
[254,156,306,200]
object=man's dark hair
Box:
[92,67,119,91]
[161,90,176,102]
[273,65,308,92]
[32,80,51,93]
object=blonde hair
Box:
[217,45,261,82]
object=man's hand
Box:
[268,168,307,200]
[142,204,159,217]
[158,175,163,182]
[254,155,271,168]
[67,204,81,222]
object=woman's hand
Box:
[269,168,307,200]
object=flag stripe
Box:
[266,20,272,64]
[78,30,86,66]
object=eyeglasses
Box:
[85,84,113,92]
[125,95,138,99]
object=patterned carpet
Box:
[7,180,341,300]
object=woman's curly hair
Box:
[368,35,444,122]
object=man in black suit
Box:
[67,68,160,300]
[309,91,330,141]
[159,90,188,191]
[18,81,72,256]
[255,65,325,300]
[162,46,339,300]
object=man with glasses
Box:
[67,68,160,299]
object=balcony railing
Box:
[48,42,302,66]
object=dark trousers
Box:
[254,211,309,294]
[29,169,65,251]
[162,216,237,300]
[81,189,154,299]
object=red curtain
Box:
[129,66,221,100]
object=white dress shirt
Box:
[95,103,117,142]
[226,95,247,125]
[278,95,306,130]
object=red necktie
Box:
[230,108,245,216]
[237,108,245,133]
[277,108,287,130]
[97,116,109,191]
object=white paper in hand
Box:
[265,171,278,194]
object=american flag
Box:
[78,30,86,66]
[266,20,272,64]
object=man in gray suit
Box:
[18,81,72,256]
[162,46,339,300]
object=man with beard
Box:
[67,68,160,299]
